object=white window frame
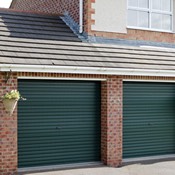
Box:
[127,0,173,33]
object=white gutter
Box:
[0,64,175,77]
[79,0,83,33]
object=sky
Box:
[0,0,12,8]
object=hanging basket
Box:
[3,99,18,116]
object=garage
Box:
[123,82,175,159]
[18,79,101,168]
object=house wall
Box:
[10,0,93,34]
[89,0,175,43]
[83,0,94,34]
[10,0,92,34]
[10,0,80,23]
[89,0,174,42]
[91,0,127,33]
[11,0,175,44]
[89,29,175,43]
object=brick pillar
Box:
[101,76,123,167]
[0,72,18,175]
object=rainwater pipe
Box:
[79,0,83,33]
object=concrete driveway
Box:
[23,161,175,175]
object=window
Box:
[127,0,173,32]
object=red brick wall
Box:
[10,0,94,34]
[1,72,123,174]
[101,76,123,167]
[11,0,175,43]
[83,0,95,34]
[2,71,175,174]
[11,0,80,23]
[0,72,18,175]
[88,0,175,43]
[89,29,175,43]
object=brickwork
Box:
[89,1,175,43]
[11,0,79,23]
[0,7,59,16]
[0,72,18,175]
[101,76,123,167]
[1,71,175,174]
[10,0,94,35]
[10,0,175,43]
[1,1,175,174]
[10,0,92,33]
[17,72,107,79]
[88,29,175,44]
[123,75,175,81]
[83,0,95,34]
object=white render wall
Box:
[91,0,127,33]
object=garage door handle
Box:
[56,127,61,130]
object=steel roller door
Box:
[18,80,101,168]
[123,82,175,158]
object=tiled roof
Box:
[0,11,80,42]
[0,10,175,72]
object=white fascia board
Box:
[0,64,175,77]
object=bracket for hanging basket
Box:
[2,99,18,116]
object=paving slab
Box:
[22,161,175,175]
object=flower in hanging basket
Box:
[2,90,21,100]
[2,90,26,116]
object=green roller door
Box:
[123,82,175,158]
[18,80,101,168]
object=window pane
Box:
[128,0,138,7]
[151,13,161,29]
[128,10,138,26]
[162,15,171,30]
[152,0,161,10]
[139,0,149,8]
[138,11,149,27]
[162,0,171,12]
